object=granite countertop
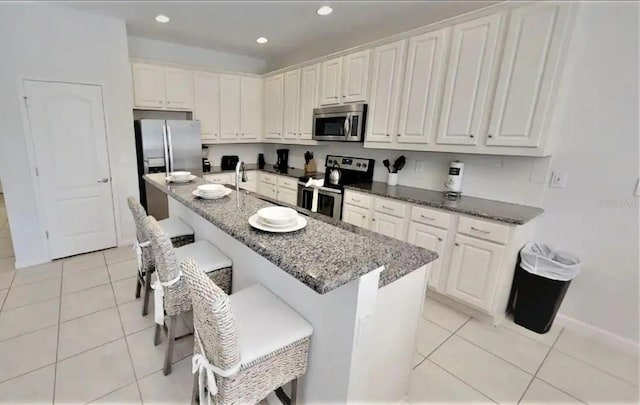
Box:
[345,181,543,225]
[144,174,437,294]
[205,164,324,180]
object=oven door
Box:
[312,112,350,141]
[298,185,343,219]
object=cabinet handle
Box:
[352,198,361,202]
[361,215,366,219]
[167,101,171,104]
[469,134,474,138]
[420,215,435,221]
[397,133,401,137]
[382,205,393,210]
[386,134,390,137]
[488,134,493,138]
[454,242,460,247]
[372,218,376,222]
[159,100,163,104]
[438,237,443,242]
[470,226,490,234]
[241,133,245,136]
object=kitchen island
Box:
[144,173,437,403]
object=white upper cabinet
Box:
[164,67,194,110]
[132,63,165,109]
[319,57,342,105]
[264,74,284,139]
[298,64,320,140]
[366,40,407,144]
[219,74,241,139]
[437,13,503,146]
[283,69,301,140]
[342,50,371,103]
[397,29,450,144]
[194,72,220,141]
[240,76,262,140]
[487,3,571,148]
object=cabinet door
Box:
[371,211,406,241]
[342,204,371,229]
[342,50,371,103]
[487,3,571,148]
[277,187,298,206]
[219,75,241,140]
[407,223,447,290]
[194,72,220,141]
[319,57,342,105]
[259,182,278,199]
[165,67,194,110]
[283,70,301,140]
[437,14,503,146]
[264,74,284,139]
[240,76,262,140]
[397,29,449,144]
[132,63,165,108]
[298,64,320,140]
[366,40,406,143]
[445,234,505,311]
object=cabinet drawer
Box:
[410,206,451,229]
[344,191,371,209]
[457,216,510,244]
[277,176,298,191]
[259,173,277,185]
[374,197,407,218]
[204,173,232,184]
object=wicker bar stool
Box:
[144,216,233,376]
[127,197,195,316]
[181,258,312,405]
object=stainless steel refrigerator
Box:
[134,119,202,220]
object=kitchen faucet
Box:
[235,160,248,209]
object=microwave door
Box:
[314,113,347,141]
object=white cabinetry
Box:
[203,173,233,185]
[437,13,503,146]
[320,50,370,105]
[366,40,406,143]
[445,234,505,311]
[486,3,571,148]
[194,72,220,141]
[164,67,194,110]
[283,70,301,140]
[298,64,320,140]
[240,76,262,140]
[219,74,242,140]
[132,63,165,109]
[264,74,284,139]
[342,204,371,229]
[257,173,298,205]
[397,29,449,144]
[407,222,448,290]
[371,211,407,241]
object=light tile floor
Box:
[0,197,638,404]
[410,297,640,404]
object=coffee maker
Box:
[275,149,289,172]
[202,146,211,173]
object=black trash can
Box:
[507,243,580,334]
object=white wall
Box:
[535,2,639,342]
[0,4,137,267]
[205,144,266,167]
[128,36,267,74]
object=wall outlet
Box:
[549,172,568,188]
[415,161,425,173]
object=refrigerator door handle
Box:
[162,124,171,173]
[166,123,175,173]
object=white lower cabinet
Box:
[342,204,371,229]
[277,187,298,206]
[407,222,447,290]
[259,181,278,200]
[445,234,505,311]
[371,211,406,241]
[203,173,233,185]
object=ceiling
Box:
[62,1,500,71]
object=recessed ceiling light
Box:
[256,37,268,44]
[155,14,170,23]
[317,6,333,16]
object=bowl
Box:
[257,207,298,226]
[198,184,226,193]
[170,171,191,181]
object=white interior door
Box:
[24,80,117,259]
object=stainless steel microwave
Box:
[312,104,367,142]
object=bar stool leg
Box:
[142,268,153,316]
[154,323,162,346]
[191,373,199,405]
[291,379,298,405]
[163,315,178,375]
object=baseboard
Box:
[14,257,49,269]
[555,313,640,355]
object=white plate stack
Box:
[249,207,307,233]
[192,184,232,200]
[167,171,196,183]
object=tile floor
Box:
[0,196,638,404]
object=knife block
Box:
[304,160,317,174]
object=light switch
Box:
[549,172,568,188]
[415,161,425,173]
[635,179,640,197]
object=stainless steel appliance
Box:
[134,119,202,219]
[221,155,239,171]
[297,155,375,219]
[312,104,367,142]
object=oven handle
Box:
[344,113,351,137]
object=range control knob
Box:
[362,163,367,168]
[356,163,361,167]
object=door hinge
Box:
[35,167,39,177]
[45,231,49,239]
[23,96,28,108]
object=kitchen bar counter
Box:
[144,173,437,293]
[346,181,544,225]
[206,164,324,180]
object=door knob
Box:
[97,178,109,183]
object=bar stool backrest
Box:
[144,216,180,283]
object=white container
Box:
[170,171,191,181]
[387,173,398,186]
